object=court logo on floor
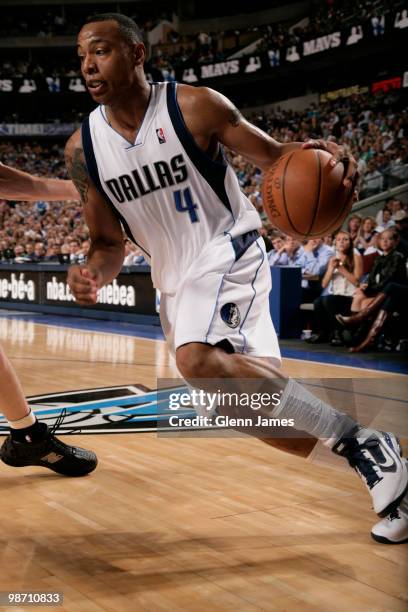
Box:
[0,384,194,435]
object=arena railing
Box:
[352,183,408,217]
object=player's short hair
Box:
[84,13,143,45]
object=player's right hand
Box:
[67,265,103,305]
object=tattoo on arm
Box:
[228,106,243,128]
[66,146,89,203]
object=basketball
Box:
[262,149,353,239]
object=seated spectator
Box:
[75,239,90,264]
[67,239,82,263]
[362,231,381,256]
[0,240,14,261]
[306,231,362,345]
[32,241,46,262]
[300,238,334,301]
[336,282,408,352]
[259,226,272,252]
[375,207,395,233]
[44,245,60,262]
[375,198,393,226]
[123,242,148,266]
[346,213,362,243]
[268,235,302,266]
[267,231,285,264]
[24,242,36,262]
[360,159,384,198]
[58,243,71,264]
[394,210,408,257]
[391,199,404,221]
[323,234,334,247]
[270,236,333,301]
[355,216,376,253]
[13,245,30,263]
[341,228,406,323]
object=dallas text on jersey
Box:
[105,153,188,203]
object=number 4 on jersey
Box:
[173,187,199,223]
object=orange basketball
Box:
[262,149,353,239]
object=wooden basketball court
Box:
[0,316,407,611]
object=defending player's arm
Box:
[178,86,357,188]
[0,162,79,201]
[65,130,125,305]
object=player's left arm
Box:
[0,162,79,201]
[190,87,358,189]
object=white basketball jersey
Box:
[82,81,261,293]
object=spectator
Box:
[24,242,36,262]
[306,231,362,345]
[355,216,376,252]
[75,239,90,264]
[67,239,81,263]
[393,210,408,257]
[32,241,46,262]
[375,207,395,232]
[44,245,60,262]
[13,245,30,263]
[360,159,384,198]
[344,228,406,318]
[346,214,362,243]
[268,235,303,266]
[323,234,335,247]
[123,242,148,265]
[267,231,285,264]
[0,240,14,261]
[300,238,334,301]
[375,199,393,226]
[58,243,71,264]
[391,199,404,220]
[337,281,408,352]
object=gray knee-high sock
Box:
[270,379,357,447]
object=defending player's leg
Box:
[0,345,97,476]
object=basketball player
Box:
[66,14,406,540]
[0,163,97,476]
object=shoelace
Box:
[47,408,82,438]
[388,508,401,522]
[347,440,382,489]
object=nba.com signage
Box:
[0,265,157,319]
[44,273,137,309]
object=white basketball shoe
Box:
[371,484,408,544]
[332,427,408,517]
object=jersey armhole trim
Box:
[80,117,151,258]
[166,81,233,216]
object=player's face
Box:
[77,21,140,105]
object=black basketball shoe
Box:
[0,410,97,477]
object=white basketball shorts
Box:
[159,231,281,367]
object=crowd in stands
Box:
[256,0,401,54]
[259,203,407,352]
[1,0,404,79]
[1,83,407,351]
[0,5,172,39]
[235,89,407,211]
